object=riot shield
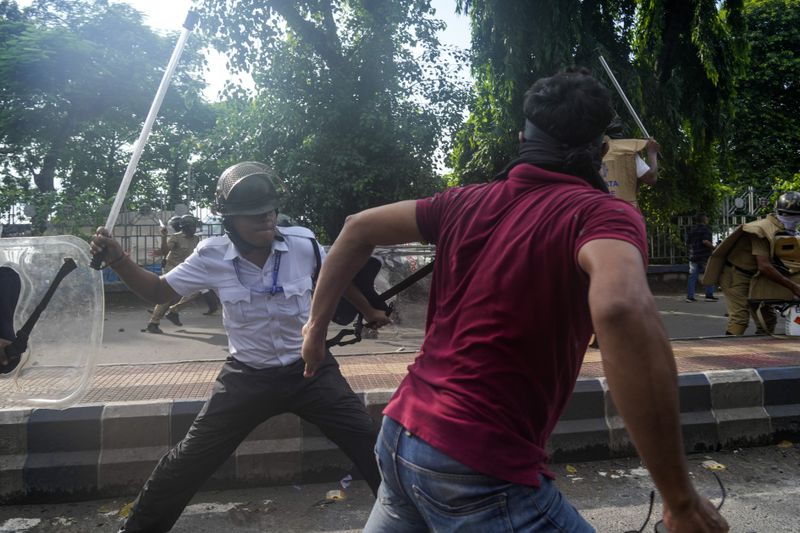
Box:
[0,236,103,408]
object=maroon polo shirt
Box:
[383,163,648,486]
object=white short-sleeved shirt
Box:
[164,226,325,368]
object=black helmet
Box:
[180,214,198,231]
[213,161,284,216]
[776,192,800,215]
[168,216,182,232]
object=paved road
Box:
[1,443,797,532]
[99,291,788,366]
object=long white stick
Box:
[598,55,650,138]
[103,11,199,233]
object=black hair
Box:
[504,67,613,190]
[523,66,614,146]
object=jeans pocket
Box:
[411,484,513,532]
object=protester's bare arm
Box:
[639,138,659,186]
[91,227,180,304]
[755,255,800,298]
[578,239,728,532]
[302,200,422,376]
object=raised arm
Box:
[578,238,727,532]
[302,200,422,376]
[638,138,660,186]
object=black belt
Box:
[725,260,756,277]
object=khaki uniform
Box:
[150,233,200,325]
[602,139,648,208]
[703,215,790,334]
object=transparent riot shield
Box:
[0,236,103,408]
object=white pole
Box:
[103,11,199,233]
[598,55,650,138]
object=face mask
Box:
[777,214,800,232]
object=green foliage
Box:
[0,0,214,232]
[724,0,800,198]
[633,0,746,221]
[451,0,747,226]
[199,0,469,240]
[451,0,640,184]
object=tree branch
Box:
[268,0,346,73]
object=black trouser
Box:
[122,352,380,533]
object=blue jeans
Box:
[687,260,714,299]
[364,416,594,533]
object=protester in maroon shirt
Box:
[302,67,728,533]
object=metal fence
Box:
[2,218,756,273]
[646,215,755,265]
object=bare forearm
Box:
[595,297,695,511]
[307,229,374,337]
[343,282,376,317]
[307,202,421,337]
[111,256,177,304]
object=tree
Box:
[450,0,640,184]
[724,0,800,197]
[450,0,746,224]
[634,0,747,221]
[0,0,213,230]
[199,0,469,240]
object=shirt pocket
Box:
[218,286,251,323]
[281,276,313,316]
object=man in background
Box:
[145,214,200,333]
[686,213,717,302]
[705,192,800,334]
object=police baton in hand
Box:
[91,11,199,269]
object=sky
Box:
[35,0,472,102]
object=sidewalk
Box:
[2,292,799,504]
[78,335,800,404]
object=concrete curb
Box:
[2,367,799,504]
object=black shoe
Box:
[704,295,719,301]
[145,323,163,334]
[685,297,697,303]
[202,305,219,316]
[165,311,182,326]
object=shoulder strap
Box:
[308,237,321,289]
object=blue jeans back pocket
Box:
[412,484,514,532]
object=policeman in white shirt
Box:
[93,161,389,533]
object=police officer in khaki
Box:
[704,191,800,335]
[146,214,200,333]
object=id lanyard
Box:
[233,252,284,295]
